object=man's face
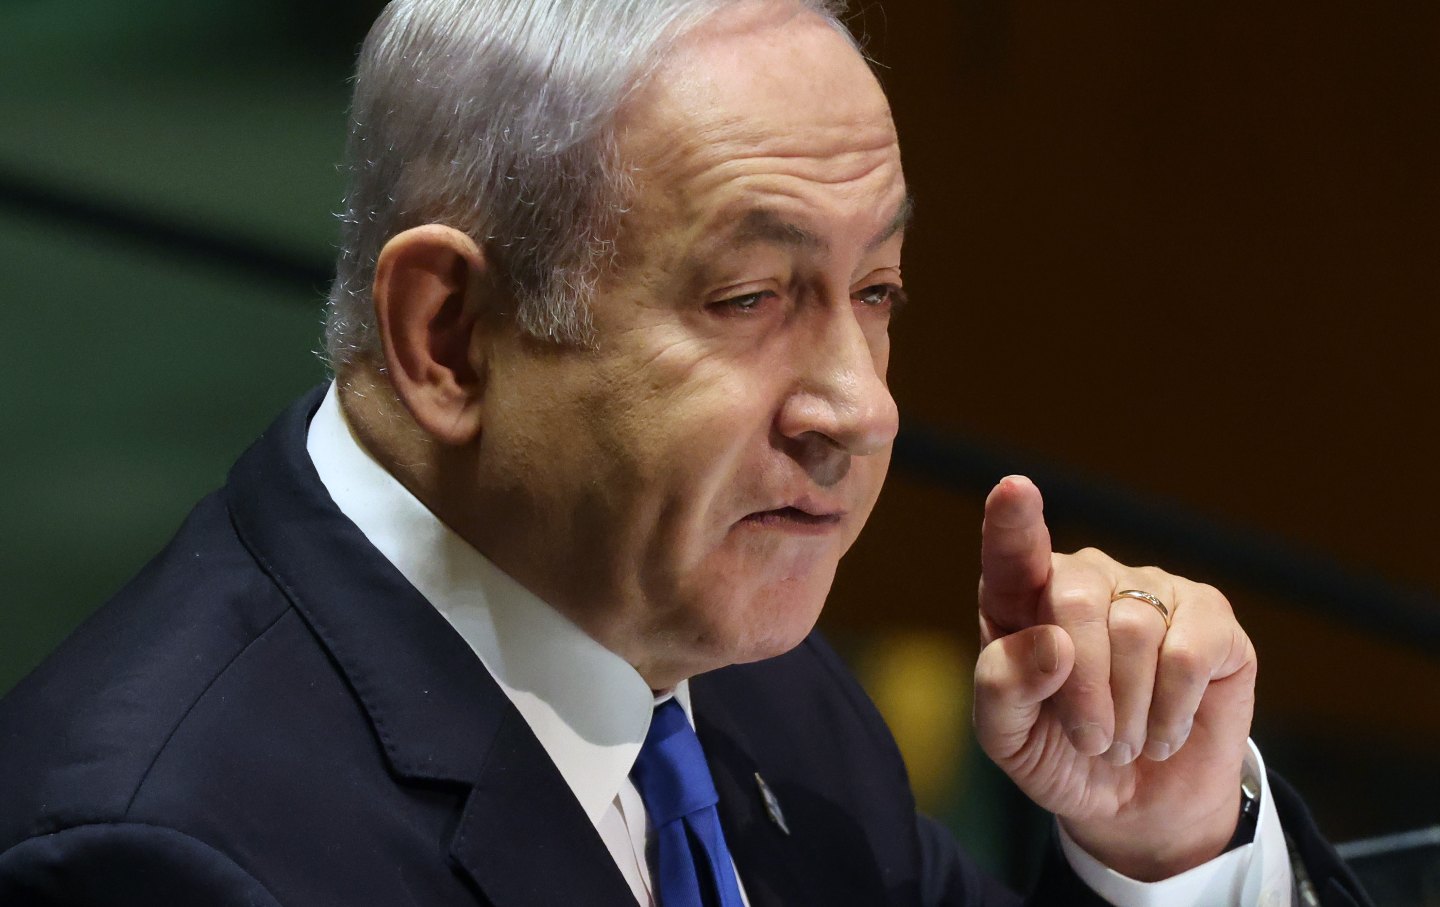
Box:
[468,2,907,686]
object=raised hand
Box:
[973,476,1258,880]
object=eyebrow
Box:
[731,209,827,252]
[725,193,914,255]
[869,194,914,251]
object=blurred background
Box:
[1,0,1435,896]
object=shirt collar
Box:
[306,382,689,825]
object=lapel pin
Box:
[754,773,790,836]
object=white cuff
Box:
[1057,740,1296,907]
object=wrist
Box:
[1060,794,1239,881]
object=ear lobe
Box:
[373,224,493,445]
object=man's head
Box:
[324,0,856,362]
[335,0,907,688]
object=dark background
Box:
[2,0,1435,885]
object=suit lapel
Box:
[226,389,638,907]
[692,684,817,907]
[448,708,637,906]
[693,665,903,907]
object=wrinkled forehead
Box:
[599,1,907,281]
[621,2,898,163]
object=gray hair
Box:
[323,0,854,370]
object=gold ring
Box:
[1111,589,1171,629]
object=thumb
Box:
[973,624,1074,763]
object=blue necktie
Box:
[631,699,746,907]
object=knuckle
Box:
[1136,566,1178,595]
[1179,579,1231,614]
[972,671,1003,703]
[972,656,1008,697]
[1107,606,1160,645]
[1069,546,1113,567]
[1135,565,1170,583]
[1161,641,1210,686]
[1110,698,1150,737]
[1049,584,1104,621]
[1064,677,1107,701]
[1199,582,1234,613]
[1191,580,1221,599]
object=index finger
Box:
[979,475,1053,635]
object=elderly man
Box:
[0,1,1368,905]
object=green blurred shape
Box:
[0,212,326,694]
[0,0,365,692]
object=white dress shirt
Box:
[1057,743,1295,907]
[306,382,1295,906]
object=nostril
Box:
[792,434,851,488]
[775,390,898,459]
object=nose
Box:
[776,306,900,460]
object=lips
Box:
[739,497,846,531]
[744,507,841,525]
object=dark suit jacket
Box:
[0,389,1370,906]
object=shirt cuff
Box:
[1056,740,1296,907]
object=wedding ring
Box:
[1111,589,1171,629]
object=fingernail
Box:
[1103,742,1135,766]
[1069,723,1110,756]
[1145,740,1173,761]
[1034,630,1059,674]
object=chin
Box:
[642,584,826,688]
[707,565,836,669]
[656,535,841,681]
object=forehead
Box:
[614,3,906,252]
[649,5,890,127]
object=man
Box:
[0,1,1369,904]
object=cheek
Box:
[519,353,773,598]
[703,537,843,662]
[586,345,776,495]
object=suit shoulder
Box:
[0,822,282,906]
[0,491,294,847]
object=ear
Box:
[372,224,495,445]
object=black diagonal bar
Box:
[893,425,1440,652]
[0,166,332,289]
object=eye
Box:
[710,290,777,314]
[854,283,908,314]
